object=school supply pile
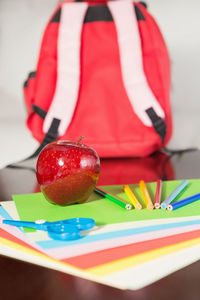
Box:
[0,179,200,290]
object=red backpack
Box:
[24,0,172,158]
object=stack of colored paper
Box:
[0,179,200,290]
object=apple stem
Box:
[77,136,84,145]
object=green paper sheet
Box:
[13,179,200,232]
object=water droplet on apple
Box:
[58,159,64,166]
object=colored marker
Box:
[161,180,188,210]
[154,180,162,209]
[94,187,132,210]
[139,180,154,210]
[167,193,200,211]
[124,185,142,210]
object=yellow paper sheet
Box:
[87,237,200,276]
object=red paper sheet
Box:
[62,229,200,269]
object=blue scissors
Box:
[3,218,95,241]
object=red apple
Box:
[36,139,100,206]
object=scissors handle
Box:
[47,224,81,241]
[62,218,95,230]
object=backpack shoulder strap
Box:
[108,0,166,141]
[43,2,88,137]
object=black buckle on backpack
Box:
[28,118,60,159]
[146,107,166,143]
[32,104,47,120]
[43,118,60,144]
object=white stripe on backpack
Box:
[43,2,88,136]
[108,0,165,126]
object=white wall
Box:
[0,0,58,167]
[147,0,200,150]
[0,0,200,167]
[0,0,58,118]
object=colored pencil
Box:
[154,180,162,209]
[123,185,142,210]
[167,193,200,211]
[161,180,188,210]
[139,180,154,210]
[94,187,132,210]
